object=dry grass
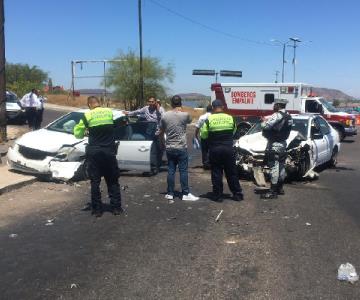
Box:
[46,94,204,120]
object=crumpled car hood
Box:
[15,129,85,152]
[236,131,300,153]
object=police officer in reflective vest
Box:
[261,98,293,199]
[201,99,244,202]
[74,96,123,217]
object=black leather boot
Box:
[261,184,278,199]
[277,182,285,195]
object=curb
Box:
[0,177,37,196]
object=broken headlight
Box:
[54,146,84,162]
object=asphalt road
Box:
[1,109,360,299]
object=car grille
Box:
[18,145,56,160]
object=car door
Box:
[115,121,156,172]
[316,116,334,162]
[310,118,327,165]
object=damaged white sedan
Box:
[7,109,160,181]
[234,114,340,182]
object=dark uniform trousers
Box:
[200,138,210,168]
[209,144,242,196]
[86,145,121,210]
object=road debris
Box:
[225,239,237,244]
[70,283,78,289]
[121,185,129,191]
[9,233,18,238]
[305,222,311,226]
[338,263,359,283]
[45,219,55,226]
[215,210,224,222]
[143,194,151,198]
[168,200,174,204]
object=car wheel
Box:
[297,152,310,179]
[71,161,89,181]
[328,147,338,168]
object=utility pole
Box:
[289,37,301,82]
[0,0,6,143]
[138,0,144,108]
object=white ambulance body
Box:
[210,82,357,139]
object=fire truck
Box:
[211,82,357,140]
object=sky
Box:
[4,0,360,98]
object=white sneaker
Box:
[164,194,174,200]
[182,193,199,201]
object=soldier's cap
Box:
[212,99,224,108]
[274,98,289,105]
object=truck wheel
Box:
[335,127,345,141]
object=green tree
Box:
[332,99,341,107]
[106,50,174,109]
[5,63,48,97]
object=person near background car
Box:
[261,98,293,199]
[125,96,165,173]
[34,91,46,130]
[194,104,212,169]
[20,89,41,130]
[159,95,199,201]
[200,99,244,202]
[74,96,123,217]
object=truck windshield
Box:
[319,99,338,112]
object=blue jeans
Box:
[166,149,189,195]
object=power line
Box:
[148,0,274,47]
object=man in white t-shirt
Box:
[20,89,41,130]
[194,104,212,169]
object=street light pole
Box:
[281,43,286,83]
[271,39,288,83]
[289,37,302,82]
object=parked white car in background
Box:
[234,114,341,181]
[7,109,160,181]
[6,91,26,124]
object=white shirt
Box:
[20,92,41,108]
[195,112,211,129]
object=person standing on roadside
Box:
[20,89,41,130]
[74,96,123,217]
[159,95,199,201]
[194,104,212,169]
[126,96,165,173]
[34,91,46,130]
[201,99,244,202]
[261,98,293,199]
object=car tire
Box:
[297,152,310,179]
[328,147,338,168]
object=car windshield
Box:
[6,92,18,103]
[47,112,84,134]
[245,118,308,138]
[320,99,338,112]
